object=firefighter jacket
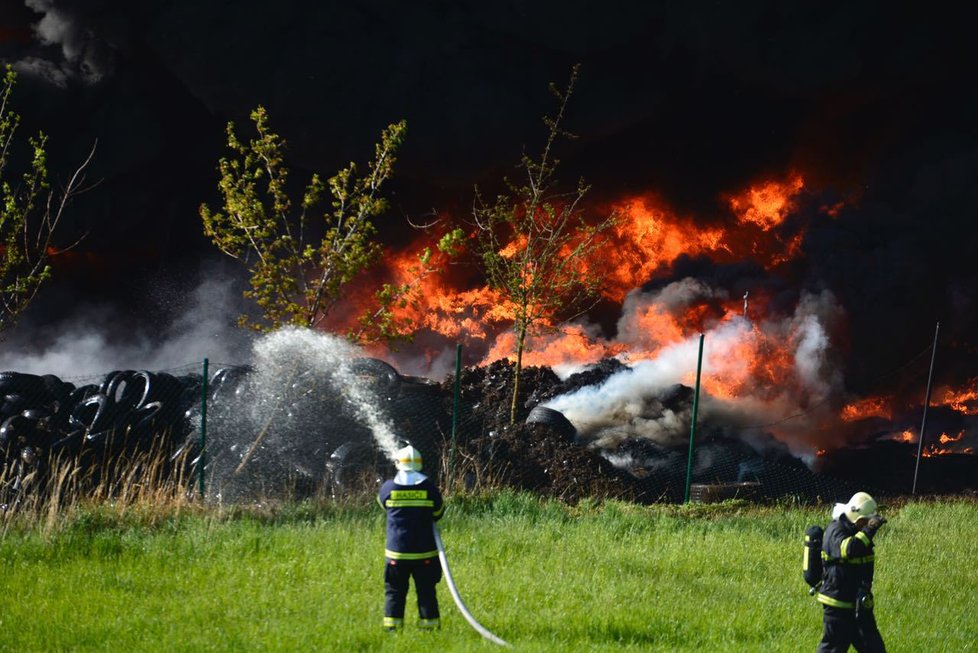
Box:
[816,514,876,609]
[377,471,444,560]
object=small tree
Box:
[471,65,620,423]
[0,65,94,335]
[201,107,410,333]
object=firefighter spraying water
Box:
[378,444,509,646]
[378,445,445,631]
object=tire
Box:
[99,371,126,396]
[0,372,46,398]
[209,366,251,405]
[1,394,29,417]
[70,394,112,432]
[525,405,577,441]
[107,371,152,411]
[327,440,380,488]
[347,358,400,395]
[20,407,52,421]
[42,374,72,402]
[0,414,30,452]
[67,384,100,404]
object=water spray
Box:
[432,523,511,648]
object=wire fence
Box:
[0,352,928,510]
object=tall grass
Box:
[0,445,195,536]
[1,485,975,652]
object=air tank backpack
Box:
[803,524,824,594]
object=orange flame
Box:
[840,396,893,422]
[728,173,805,231]
[597,197,728,303]
[311,171,978,458]
[941,379,978,415]
[893,430,915,443]
[330,174,840,399]
[922,431,974,457]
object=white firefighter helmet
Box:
[394,444,423,472]
[844,491,877,523]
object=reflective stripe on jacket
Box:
[816,514,876,609]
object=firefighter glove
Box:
[865,514,886,535]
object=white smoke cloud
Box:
[17,0,116,86]
[0,271,253,380]
[11,55,70,88]
[544,335,707,448]
[790,289,845,400]
[617,278,727,349]
[544,283,848,455]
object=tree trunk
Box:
[509,321,527,424]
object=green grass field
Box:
[0,492,975,652]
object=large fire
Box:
[840,396,893,422]
[883,428,974,457]
[728,173,805,231]
[324,170,975,456]
[344,172,811,356]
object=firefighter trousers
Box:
[817,605,886,653]
[384,557,442,625]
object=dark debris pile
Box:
[443,359,637,503]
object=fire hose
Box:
[433,523,511,648]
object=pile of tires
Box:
[0,370,203,499]
[192,358,450,500]
[0,358,453,503]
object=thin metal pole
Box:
[912,322,940,495]
[447,344,462,489]
[684,334,705,503]
[198,357,209,498]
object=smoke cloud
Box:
[17,0,117,86]
[544,286,848,455]
[0,268,252,380]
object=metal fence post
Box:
[684,334,705,504]
[198,357,209,498]
[912,322,940,495]
[447,344,462,490]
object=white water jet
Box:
[248,327,401,458]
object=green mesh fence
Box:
[0,356,923,507]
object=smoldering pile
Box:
[445,358,845,503]
[3,336,972,506]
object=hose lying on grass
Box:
[433,523,511,648]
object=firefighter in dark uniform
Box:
[816,491,887,652]
[378,444,445,631]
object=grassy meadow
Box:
[0,491,975,652]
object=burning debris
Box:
[1,326,976,507]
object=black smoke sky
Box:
[1,0,978,395]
